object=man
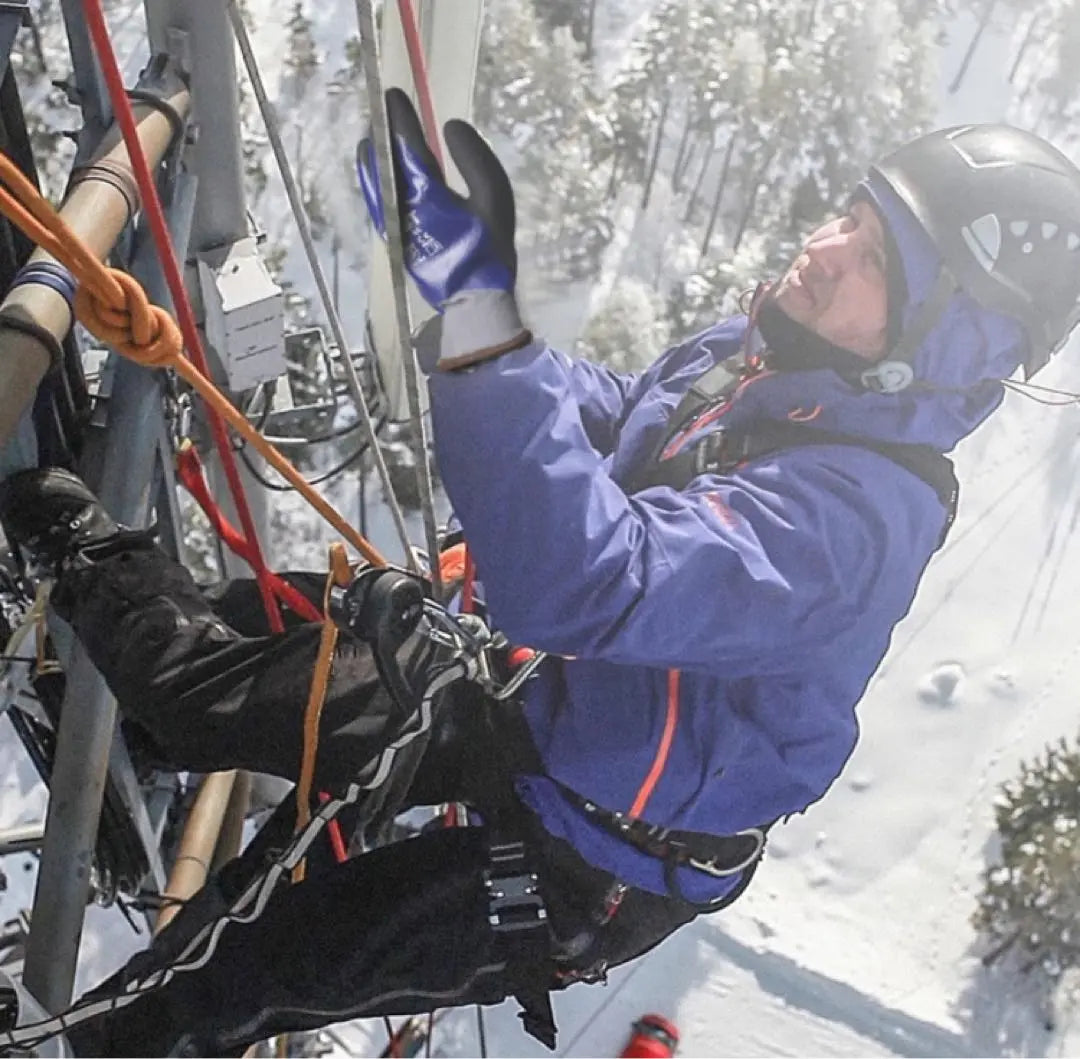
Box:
[2,108,1080,1055]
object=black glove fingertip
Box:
[385,87,443,180]
[444,119,517,276]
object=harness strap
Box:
[635,416,959,547]
[483,833,557,1049]
[557,784,770,905]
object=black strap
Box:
[556,784,770,908]
[633,416,958,546]
[484,831,559,1049]
[667,356,744,428]
[0,308,64,372]
[737,418,957,511]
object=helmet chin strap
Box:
[861,267,957,394]
[755,267,958,395]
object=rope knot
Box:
[75,266,182,368]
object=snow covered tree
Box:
[282,3,320,103]
[973,735,1080,981]
[577,277,672,371]
[607,0,724,210]
[530,0,597,57]
[667,231,772,335]
[475,0,615,282]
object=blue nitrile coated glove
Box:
[357,88,532,372]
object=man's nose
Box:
[806,235,854,277]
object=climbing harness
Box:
[628,351,960,543]
[559,785,769,912]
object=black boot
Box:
[0,467,154,569]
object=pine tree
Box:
[577,277,672,371]
[283,3,320,102]
[475,0,615,282]
[973,735,1080,981]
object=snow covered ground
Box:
[4,3,1080,1057]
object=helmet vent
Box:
[962,213,1001,273]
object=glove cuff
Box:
[438,289,532,372]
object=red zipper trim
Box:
[629,668,680,818]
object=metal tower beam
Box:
[20,74,192,1013]
[144,0,270,577]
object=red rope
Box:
[397,0,443,169]
[395,0,489,614]
[176,445,322,623]
[81,0,284,633]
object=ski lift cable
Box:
[353,0,444,599]
[225,0,418,571]
[79,0,286,636]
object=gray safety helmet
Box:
[871,123,1080,378]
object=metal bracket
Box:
[485,840,547,933]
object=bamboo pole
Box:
[155,771,239,934]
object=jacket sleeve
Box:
[429,342,941,675]
[549,348,638,455]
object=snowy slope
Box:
[4,3,1080,1058]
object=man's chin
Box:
[766,287,812,326]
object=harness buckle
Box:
[485,840,547,933]
[693,428,760,477]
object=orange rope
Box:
[0,152,386,568]
[628,669,680,819]
[292,544,354,883]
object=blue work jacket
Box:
[428,293,1023,902]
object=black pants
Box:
[49,549,696,1056]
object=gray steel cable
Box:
[352,0,445,598]
[226,0,418,571]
